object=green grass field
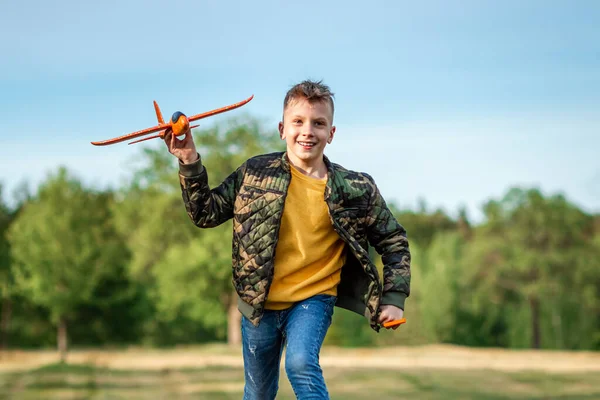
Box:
[1,362,600,400]
[2,345,600,399]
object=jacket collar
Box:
[280,152,336,200]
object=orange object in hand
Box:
[382,318,406,329]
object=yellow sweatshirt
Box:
[264,165,347,310]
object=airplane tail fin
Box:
[153,101,165,124]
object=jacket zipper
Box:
[329,208,383,321]
[330,215,380,285]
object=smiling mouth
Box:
[298,141,316,148]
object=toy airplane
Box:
[91,95,254,146]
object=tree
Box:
[418,232,466,343]
[0,182,35,352]
[8,168,124,361]
[592,225,600,349]
[462,187,598,349]
[0,184,13,352]
[393,205,457,250]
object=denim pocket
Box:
[311,294,337,315]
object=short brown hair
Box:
[283,80,335,117]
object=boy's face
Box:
[278,97,335,169]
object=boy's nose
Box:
[301,128,315,137]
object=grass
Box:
[1,362,600,400]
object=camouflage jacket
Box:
[178,152,411,331]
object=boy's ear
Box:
[327,126,336,144]
[278,122,285,139]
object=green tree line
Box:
[1,116,598,360]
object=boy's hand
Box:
[164,129,198,164]
[378,305,404,330]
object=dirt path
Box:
[1,344,599,374]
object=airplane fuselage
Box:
[170,111,190,137]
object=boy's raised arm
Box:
[164,130,242,228]
[365,176,411,310]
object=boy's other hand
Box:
[378,305,404,330]
[164,129,198,164]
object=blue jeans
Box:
[241,294,336,400]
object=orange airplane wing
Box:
[91,123,171,146]
[188,95,254,122]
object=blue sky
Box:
[1,0,598,220]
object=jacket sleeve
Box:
[365,176,411,310]
[178,154,244,228]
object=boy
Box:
[164,80,411,399]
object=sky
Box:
[1,0,598,221]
